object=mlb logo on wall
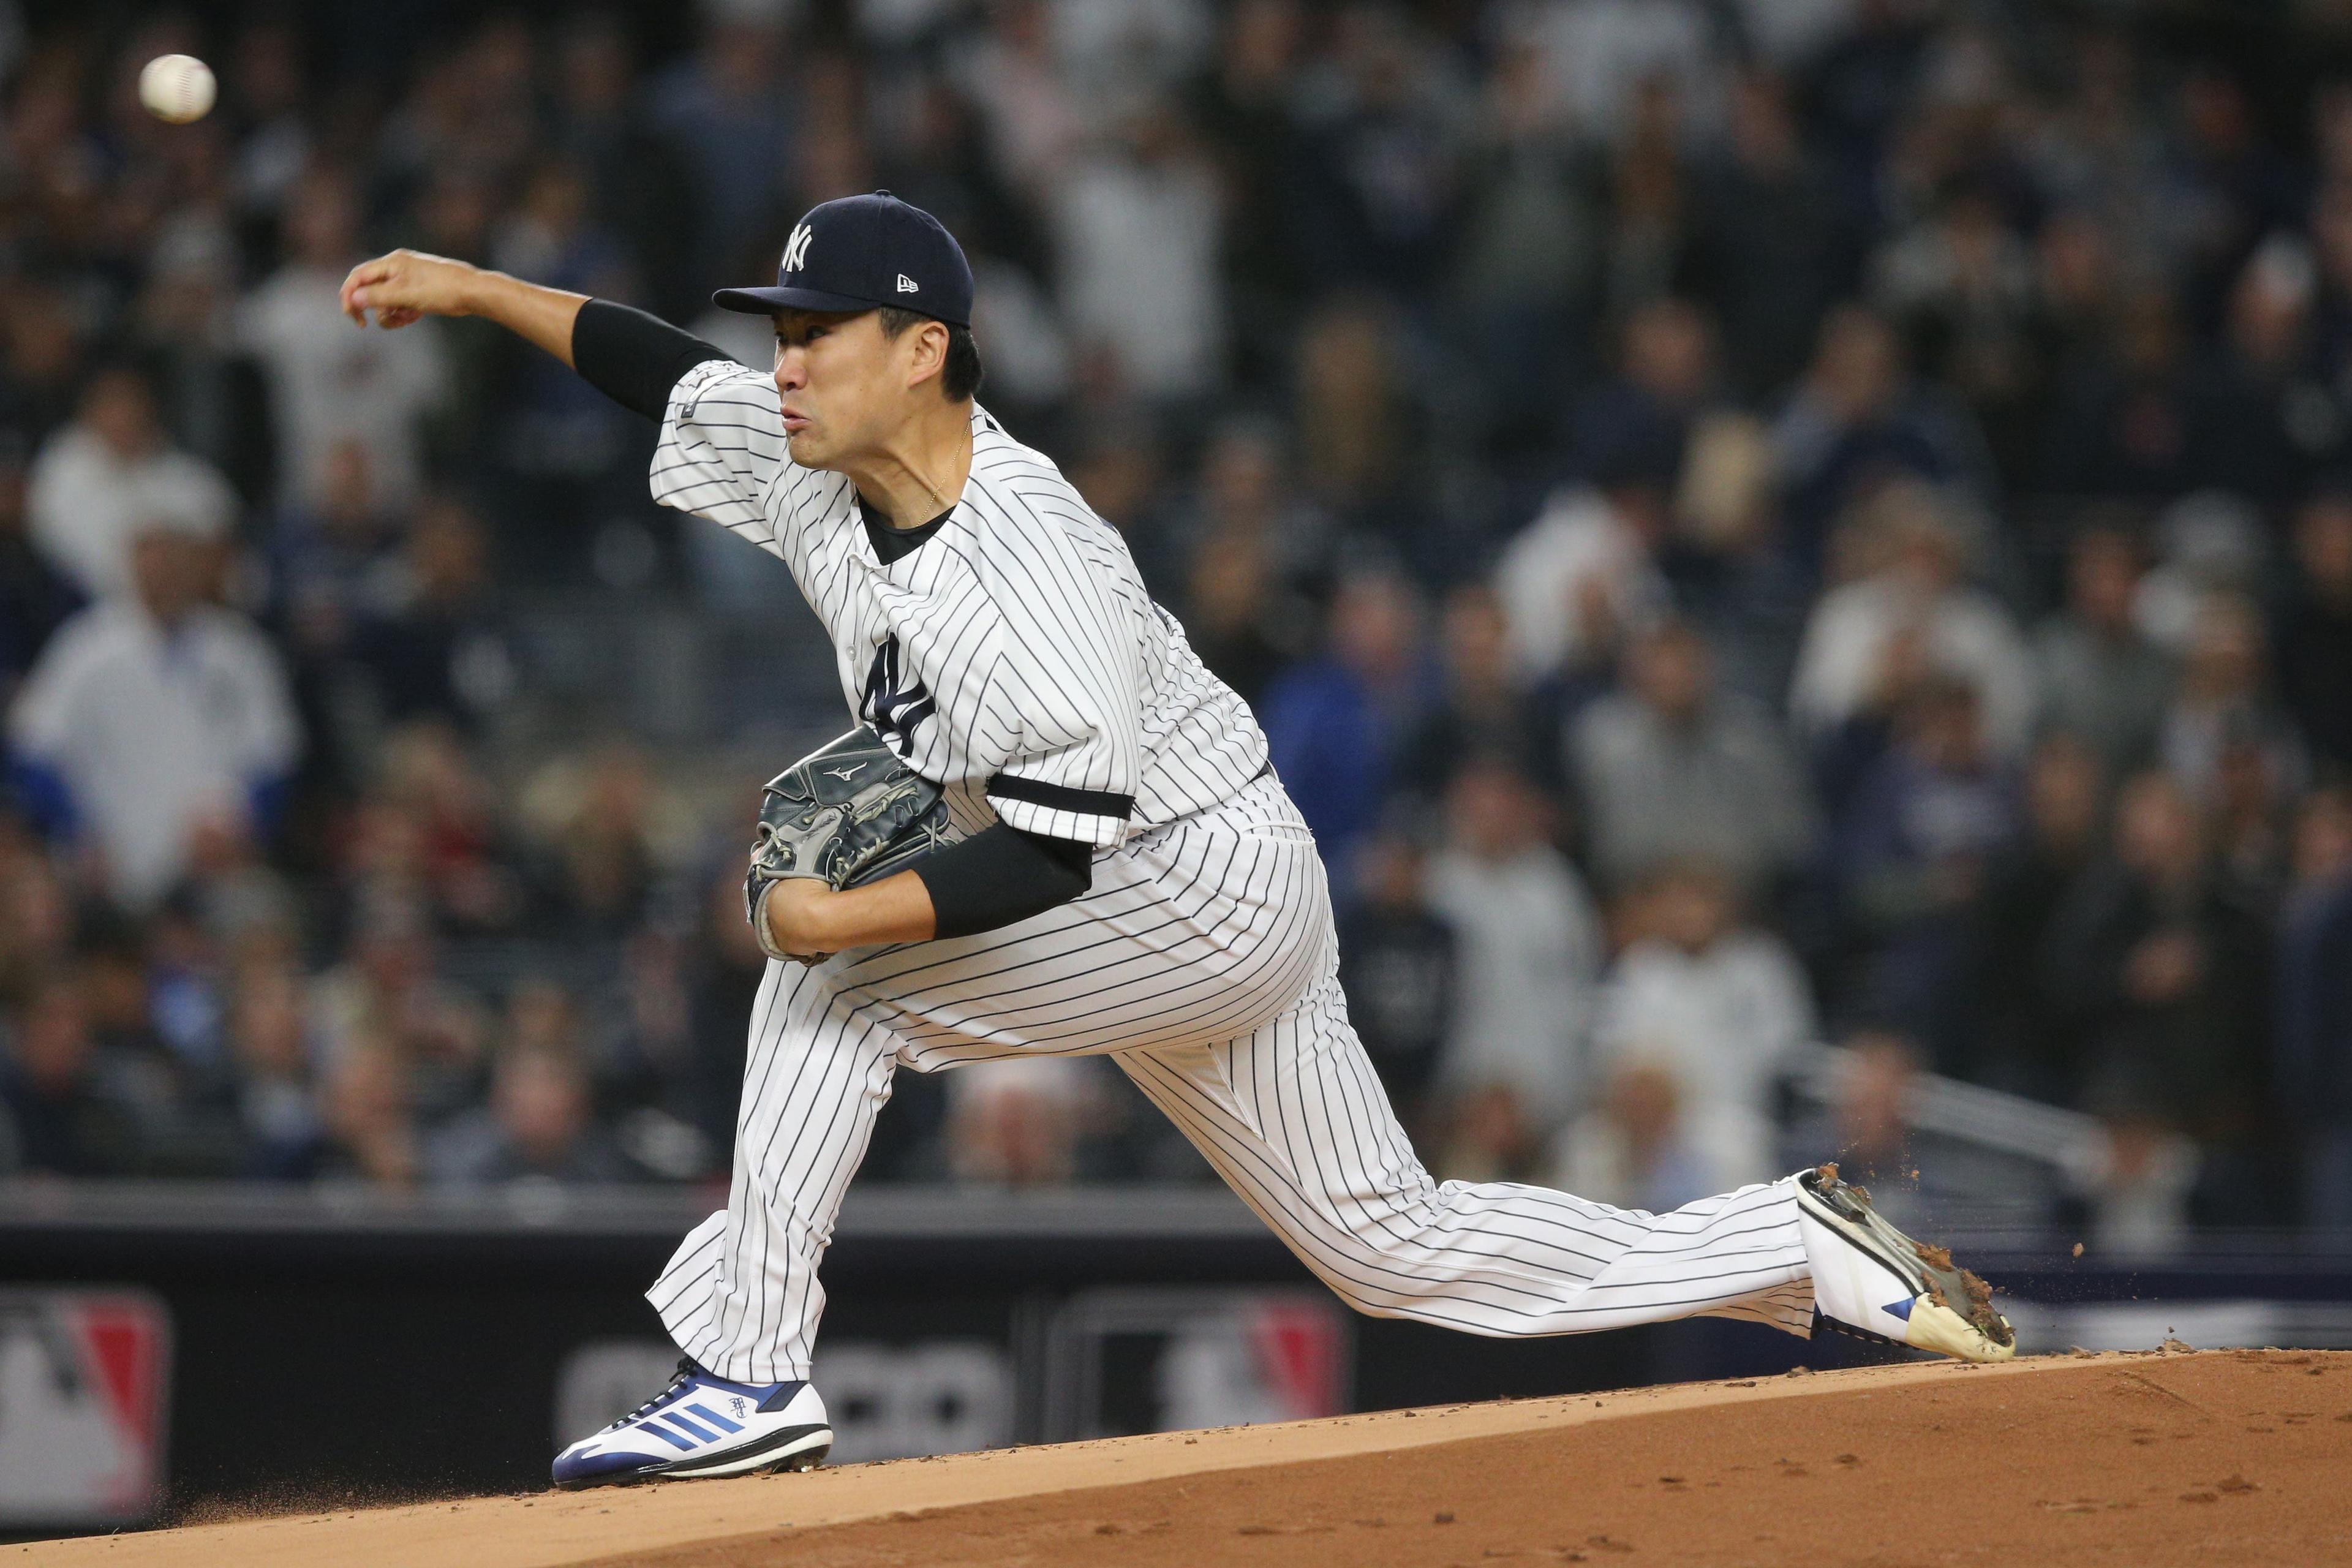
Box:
[1041,1287,1350,1441]
[0,1290,172,1527]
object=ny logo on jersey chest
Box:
[861,635,934,755]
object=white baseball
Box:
[138,55,216,125]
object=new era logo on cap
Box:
[712,191,973,326]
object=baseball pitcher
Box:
[337,191,2012,1490]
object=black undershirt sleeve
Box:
[571,298,731,420]
[913,823,1093,940]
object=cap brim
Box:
[710,285,883,316]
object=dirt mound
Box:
[18,1350,2351,1568]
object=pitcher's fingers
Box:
[378,306,421,330]
[339,260,393,323]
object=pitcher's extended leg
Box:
[1115,972,1818,1338]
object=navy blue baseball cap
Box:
[712,190,974,327]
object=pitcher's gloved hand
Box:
[743,725,949,963]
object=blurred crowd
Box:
[6,0,2352,1242]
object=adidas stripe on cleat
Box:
[1794,1164,2016,1363]
[551,1358,832,1488]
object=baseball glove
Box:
[744,725,949,963]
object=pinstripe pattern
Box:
[650,362,1267,848]
[643,369,1820,1385]
[648,778,1814,1381]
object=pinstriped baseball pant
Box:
[649,773,1816,1382]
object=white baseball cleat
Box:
[551,1359,832,1488]
[1795,1164,2016,1363]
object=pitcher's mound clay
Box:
[20,1350,2352,1567]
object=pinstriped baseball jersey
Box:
[649,360,1268,847]
[634,355,1833,1397]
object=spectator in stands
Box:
[347,494,512,733]
[0,278,88,447]
[1182,524,1296,710]
[956,0,1088,208]
[2046,771,2272,1147]
[1773,306,1993,582]
[1562,296,1715,514]
[239,166,446,511]
[369,723,526,935]
[1335,824,1457,1139]
[2059,1079,2203,1259]
[1425,758,1600,1140]
[551,15,702,323]
[2275,788,2352,1231]
[1493,447,1672,690]
[1595,78,1687,327]
[0,974,145,1177]
[1286,4,1464,296]
[75,915,167,1073]
[271,439,402,670]
[2040,287,2201,503]
[1398,582,1553,803]
[2275,492,2352,776]
[1292,293,1418,530]
[1570,617,1815,895]
[1180,417,1334,597]
[1548,1057,1740,1215]
[1834,676,2019,1041]
[1790,479,2036,760]
[2210,712,2296,903]
[2194,234,2329,513]
[941,1057,1102,1188]
[221,962,325,1179]
[2034,520,2174,780]
[10,509,301,910]
[680,846,772,1152]
[1066,415,1176,598]
[0,439,81,710]
[522,742,662,944]
[2156,592,2301,811]
[1448,32,1596,447]
[647,0,796,279]
[308,896,485,1128]
[1433,1081,1547,1185]
[1049,94,1225,404]
[314,1033,418,1189]
[1962,731,2108,1099]
[488,155,644,515]
[1869,179,2040,424]
[1594,861,1814,1155]
[25,364,238,600]
[1687,70,1854,402]
[428,1027,633,1186]
[1824,1028,1922,1191]
[1261,567,1430,880]
[134,222,273,503]
[0,827,72,1004]
[1186,0,1308,387]
[1160,420,1324,699]
[2132,492,2269,654]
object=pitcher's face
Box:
[772,309,918,470]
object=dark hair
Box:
[876,307,984,402]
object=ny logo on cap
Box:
[782,224,814,273]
